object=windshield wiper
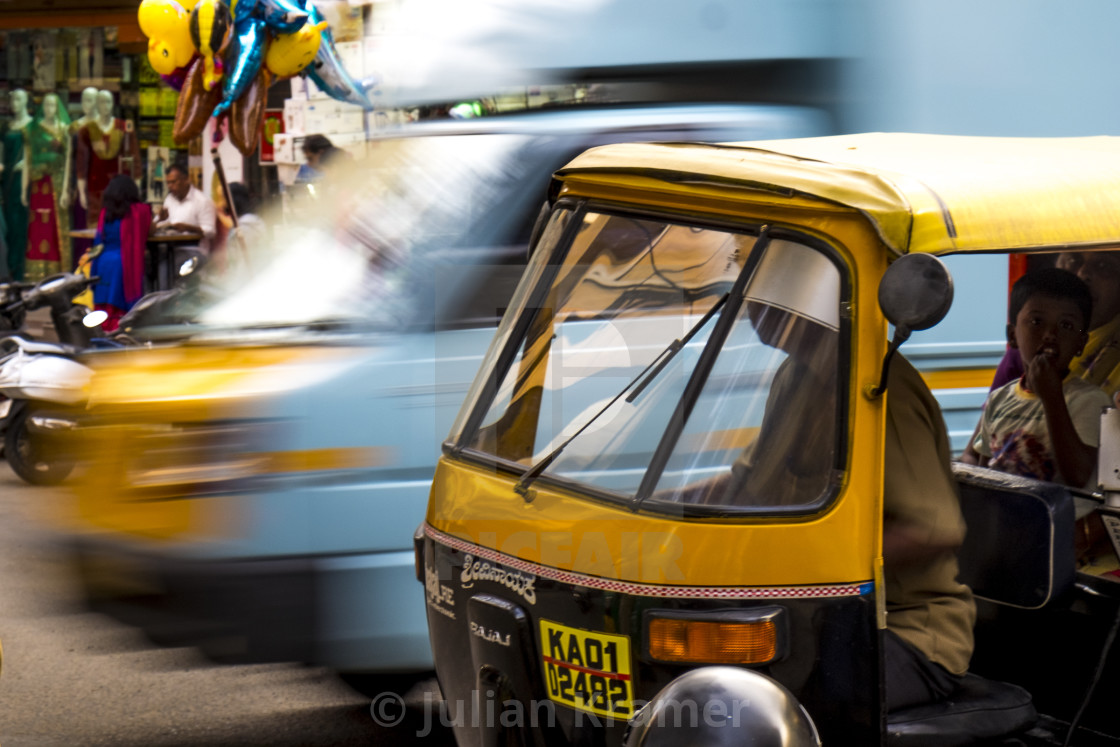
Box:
[513,291,730,500]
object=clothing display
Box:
[67,89,99,271]
[23,103,71,282]
[2,120,30,281]
[76,116,139,222]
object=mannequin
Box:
[21,92,72,281]
[70,86,98,136]
[68,86,99,268]
[1,89,33,280]
[76,89,139,222]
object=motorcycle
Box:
[0,260,211,485]
[0,336,98,485]
[0,279,33,333]
[0,273,107,485]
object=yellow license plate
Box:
[539,619,634,719]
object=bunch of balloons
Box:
[138,0,377,155]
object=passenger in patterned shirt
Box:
[963,268,1111,487]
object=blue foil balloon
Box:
[213,13,265,117]
[230,0,255,24]
[258,0,309,33]
[304,2,374,110]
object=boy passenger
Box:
[989,251,1120,395]
[963,268,1111,488]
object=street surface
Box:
[0,461,453,746]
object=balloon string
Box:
[211,146,238,229]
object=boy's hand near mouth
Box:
[963,268,1110,489]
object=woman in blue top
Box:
[91,175,150,331]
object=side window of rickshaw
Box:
[462,208,846,513]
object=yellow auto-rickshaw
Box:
[417,134,1120,746]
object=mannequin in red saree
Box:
[21,92,71,282]
[76,90,139,223]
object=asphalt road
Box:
[0,461,454,747]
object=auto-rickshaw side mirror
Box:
[870,254,954,398]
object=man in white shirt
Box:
[155,163,216,252]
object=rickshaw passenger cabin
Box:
[419,134,1120,746]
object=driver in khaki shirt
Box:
[882,355,976,711]
[678,320,975,711]
[731,341,976,710]
[670,242,975,711]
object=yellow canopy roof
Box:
[555,133,1120,255]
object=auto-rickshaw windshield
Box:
[169,133,543,336]
[459,208,846,513]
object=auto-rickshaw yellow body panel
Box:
[427,457,888,588]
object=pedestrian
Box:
[89,174,151,332]
[154,163,217,252]
[295,134,342,184]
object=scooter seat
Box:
[886,673,1037,746]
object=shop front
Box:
[0,2,156,280]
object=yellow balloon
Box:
[191,0,233,91]
[265,20,327,78]
[139,0,197,75]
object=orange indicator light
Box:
[648,617,779,664]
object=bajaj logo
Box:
[470,621,511,647]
